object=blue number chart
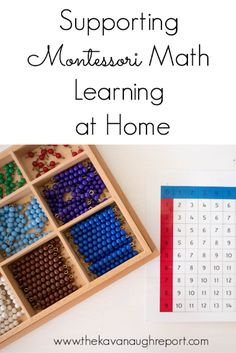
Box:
[160,186,236,316]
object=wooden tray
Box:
[0,145,159,348]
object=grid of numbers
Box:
[160,186,236,313]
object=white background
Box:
[1,144,236,353]
[0,0,235,143]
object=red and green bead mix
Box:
[0,162,26,198]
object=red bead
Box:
[55,153,62,159]
[28,151,34,158]
[43,166,49,173]
[32,161,38,167]
[48,148,54,154]
[50,161,56,167]
[38,162,44,168]
[72,151,78,157]
[39,154,45,160]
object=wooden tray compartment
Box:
[0,154,26,201]
[0,272,29,338]
[63,201,144,280]
[0,188,53,262]
[0,145,159,349]
[2,235,87,317]
[14,145,84,181]
[34,155,111,227]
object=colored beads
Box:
[0,276,24,336]
[0,162,26,198]
[10,238,78,310]
[68,206,138,277]
[24,145,84,178]
[0,197,50,258]
[42,160,108,224]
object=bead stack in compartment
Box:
[0,195,51,258]
[0,162,26,199]
[65,205,139,278]
[9,238,79,311]
[20,145,84,179]
[0,276,24,336]
[41,159,110,225]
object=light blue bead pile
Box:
[0,197,50,257]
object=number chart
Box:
[160,186,236,316]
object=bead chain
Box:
[10,238,78,311]
[0,162,26,198]
[0,197,50,258]
[42,160,108,224]
[0,276,24,336]
[68,206,138,277]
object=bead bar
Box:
[0,145,158,348]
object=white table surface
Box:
[1,145,236,353]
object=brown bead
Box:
[50,284,56,291]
